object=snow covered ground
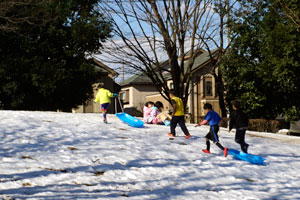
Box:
[0,110,300,200]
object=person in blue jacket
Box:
[195,103,228,157]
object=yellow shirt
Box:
[172,97,185,116]
[94,88,113,104]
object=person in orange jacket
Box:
[94,83,117,123]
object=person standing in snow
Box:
[195,103,228,157]
[168,90,191,139]
[94,83,117,123]
[229,100,249,153]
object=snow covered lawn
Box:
[0,111,300,200]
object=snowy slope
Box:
[0,111,300,200]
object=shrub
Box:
[196,117,285,133]
[220,118,229,128]
[248,119,269,132]
[248,119,288,133]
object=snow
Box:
[0,110,300,200]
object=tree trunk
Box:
[214,70,227,117]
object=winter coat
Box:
[204,110,222,126]
[143,106,152,122]
[171,97,184,116]
[229,109,248,131]
[94,88,114,104]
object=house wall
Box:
[122,84,157,113]
[73,76,119,114]
[191,73,221,123]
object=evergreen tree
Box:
[0,0,112,111]
[222,0,300,120]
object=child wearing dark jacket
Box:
[229,100,249,153]
[195,103,228,157]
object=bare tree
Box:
[196,0,238,117]
[98,0,236,116]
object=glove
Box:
[113,93,118,97]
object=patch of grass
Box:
[235,177,256,182]
[93,171,105,176]
[2,196,17,200]
[23,182,32,187]
[73,181,97,186]
[22,155,34,159]
[68,146,79,150]
[41,167,67,173]
[116,136,128,139]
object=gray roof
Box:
[119,71,153,86]
[190,49,219,72]
[92,58,119,78]
[120,49,219,86]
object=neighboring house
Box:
[189,49,221,123]
[72,58,120,114]
[120,49,221,123]
[119,72,158,116]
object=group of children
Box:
[95,84,249,157]
[143,91,191,140]
[143,101,172,126]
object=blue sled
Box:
[228,149,265,165]
[115,112,144,128]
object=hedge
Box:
[218,118,289,133]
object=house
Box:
[72,58,120,114]
[119,71,157,116]
[119,49,221,123]
[189,49,222,123]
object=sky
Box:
[1,110,300,199]
[95,0,229,84]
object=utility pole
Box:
[122,65,125,82]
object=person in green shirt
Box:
[168,90,191,139]
[94,83,117,123]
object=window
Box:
[120,90,129,103]
[204,77,213,96]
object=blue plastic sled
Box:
[228,149,265,165]
[115,112,144,128]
